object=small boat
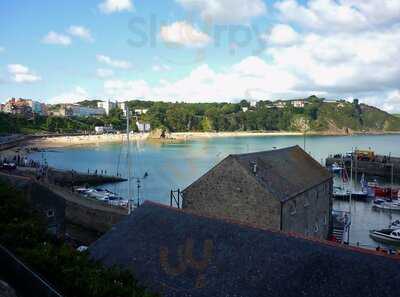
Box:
[370,229,400,245]
[372,200,400,211]
[330,163,343,173]
[333,189,369,201]
[389,219,400,229]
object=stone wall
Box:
[182,156,281,230]
[0,173,65,236]
[281,179,332,239]
[65,200,126,234]
[0,171,127,236]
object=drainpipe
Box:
[280,201,283,231]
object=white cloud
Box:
[96,54,132,69]
[381,90,400,113]
[262,24,300,46]
[51,86,89,104]
[96,68,114,78]
[8,64,42,83]
[42,31,71,46]
[160,22,212,48]
[67,26,94,42]
[103,56,299,101]
[99,0,133,14]
[103,20,400,110]
[152,64,171,72]
[0,46,4,52]
[177,0,266,24]
[275,0,400,32]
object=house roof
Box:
[90,202,400,297]
[232,145,331,201]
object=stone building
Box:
[182,146,333,239]
[90,202,400,297]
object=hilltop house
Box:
[182,146,333,239]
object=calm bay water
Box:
[31,134,400,248]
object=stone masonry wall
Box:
[281,179,332,239]
[182,156,281,230]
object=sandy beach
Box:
[29,133,150,148]
[2,130,399,152]
[29,131,307,149]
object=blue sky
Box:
[1,0,400,112]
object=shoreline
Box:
[2,130,400,152]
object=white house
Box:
[97,100,117,115]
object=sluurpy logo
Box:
[127,13,265,68]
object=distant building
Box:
[2,98,35,117]
[134,109,148,116]
[117,101,129,117]
[97,100,117,115]
[291,100,307,108]
[95,126,114,134]
[136,121,151,132]
[241,107,249,112]
[69,105,105,117]
[182,146,333,239]
[273,101,287,109]
[51,104,105,117]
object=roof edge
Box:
[141,201,400,262]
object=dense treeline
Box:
[0,182,155,297]
[140,97,400,132]
[1,96,400,134]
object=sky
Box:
[0,0,400,112]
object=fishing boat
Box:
[369,229,400,245]
[372,186,400,199]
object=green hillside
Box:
[1,97,399,134]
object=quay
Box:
[326,150,400,180]
[0,166,129,244]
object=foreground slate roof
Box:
[90,202,400,297]
[232,145,332,201]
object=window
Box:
[290,201,297,215]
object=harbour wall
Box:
[326,157,400,180]
[0,171,127,235]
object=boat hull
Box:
[369,230,400,246]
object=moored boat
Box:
[389,219,400,229]
[372,200,400,211]
[369,229,400,245]
[333,189,369,201]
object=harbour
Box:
[26,133,400,250]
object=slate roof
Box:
[232,145,332,201]
[90,202,400,297]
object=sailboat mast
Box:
[349,152,353,214]
[126,106,133,214]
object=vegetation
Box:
[1,96,400,134]
[0,182,155,297]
